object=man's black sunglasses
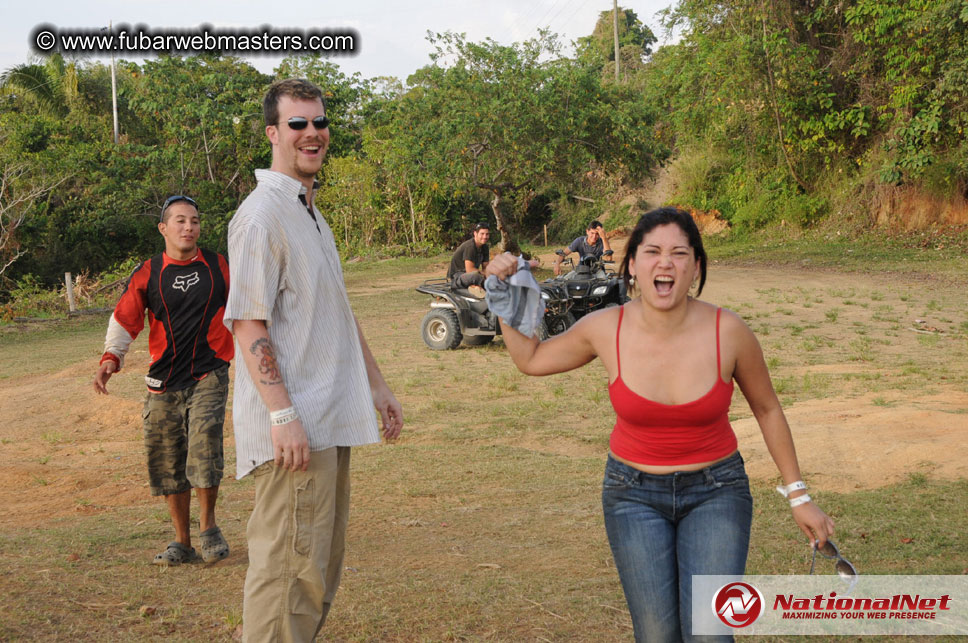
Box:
[161,195,198,219]
[285,116,330,131]
[473,222,490,231]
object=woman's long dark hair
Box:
[620,207,708,297]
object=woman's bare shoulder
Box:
[574,302,624,334]
[714,305,758,344]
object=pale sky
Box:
[1,0,676,82]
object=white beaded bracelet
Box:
[788,494,812,508]
[270,406,298,426]
[776,480,808,498]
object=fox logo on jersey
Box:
[172,272,200,292]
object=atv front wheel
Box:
[543,312,576,336]
[421,309,463,350]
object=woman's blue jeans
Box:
[602,451,753,642]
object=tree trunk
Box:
[490,191,520,255]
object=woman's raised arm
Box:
[487,253,600,376]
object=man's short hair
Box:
[161,195,199,224]
[587,220,603,230]
[263,79,326,127]
[473,222,490,232]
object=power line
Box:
[559,0,597,38]
[529,0,571,35]
[517,1,555,34]
[546,0,585,34]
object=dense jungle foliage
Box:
[1,0,966,296]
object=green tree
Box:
[123,55,271,247]
[0,150,69,278]
[0,53,79,116]
[577,7,656,79]
[375,31,666,252]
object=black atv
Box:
[547,250,627,321]
[416,277,573,350]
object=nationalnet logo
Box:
[713,581,765,628]
[694,576,968,636]
[772,591,952,621]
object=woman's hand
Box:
[792,501,835,548]
[484,252,520,281]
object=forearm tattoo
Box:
[250,337,282,386]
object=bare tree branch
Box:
[0,161,71,277]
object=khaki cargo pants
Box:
[242,446,350,643]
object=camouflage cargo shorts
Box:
[142,366,229,496]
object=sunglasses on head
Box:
[473,222,489,231]
[161,195,198,219]
[285,116,330,131]
[810,539,858,590]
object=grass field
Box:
[1,236,966,641]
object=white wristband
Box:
[776,480,807,498]
[270,406,298,426]
[789,493,812,508]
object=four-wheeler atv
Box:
[546,250,627,321]
[416,277,573,350]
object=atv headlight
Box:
[541,291,550,300]
[592,285,608,296]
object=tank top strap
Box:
[716,307,722,374]
[616,304,625,377]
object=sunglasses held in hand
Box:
[810,539,858,591]
[285,116,330,131]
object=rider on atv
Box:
[447,222,491,298]
[553,220,613,278]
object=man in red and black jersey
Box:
[93,195,234,566]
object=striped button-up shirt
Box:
[224,169,379,478]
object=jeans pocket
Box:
[710,462,749,489]
[603,464,634,489]
[293,477,315,557]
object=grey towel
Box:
[484,256,545,338]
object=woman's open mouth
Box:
[654,275,674,294]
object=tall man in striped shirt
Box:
[224,78,403,642]
[93,195,233,567]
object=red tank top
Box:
[608,306,738,466]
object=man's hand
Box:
[372,385,403,441]
[271,419,311,471]
[93,360,118,395]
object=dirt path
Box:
[2,252,967,529]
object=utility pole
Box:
[613,0,621,83]
[110,21,119,144]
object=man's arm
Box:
[553,245,573,276]
[93,263,149,394]
[597,224,612,253]
[233,319,311,471]
[354,316,403,440]
[94,315,132,394]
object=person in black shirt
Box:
[447,222,491,298]
[93,196,233,567]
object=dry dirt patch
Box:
[2,253,967,531]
